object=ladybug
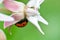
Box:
[15,18,28,27]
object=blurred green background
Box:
[0,0,60,40]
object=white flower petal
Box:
[0,29,6,40]
[37,15,48,25]
[34,0,44,9]
[27,0,36,7]
[26,8,48,25]
[27,16,44,35]
[0,13,14,21]
[27,0,44,9]
[26,8,38,16]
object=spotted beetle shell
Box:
[15,18,28,27]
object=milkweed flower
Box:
[0,0,48,35]
[0,29,6,40]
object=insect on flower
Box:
[0,0,48,35]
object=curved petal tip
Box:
[27,16,45,35]
[0,29,6,40]
[38,16,48,25]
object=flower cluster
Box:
[0,0,48,36]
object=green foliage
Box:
[0,0,60,40]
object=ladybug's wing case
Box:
[15,18,28,27]
[4,13,24,28]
